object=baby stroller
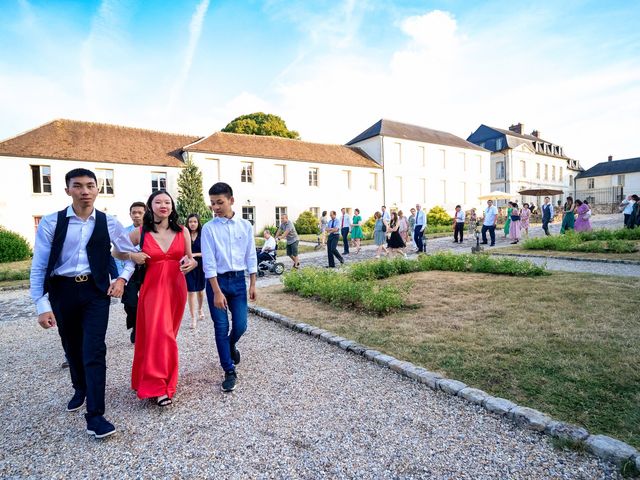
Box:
[257,246,285,277]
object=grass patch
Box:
[0,259,31,284]
[493,244,640,263]
[523,229,640,254]
[256,270,640,448]
[283,253,547,315]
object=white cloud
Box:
[166,0,210,115]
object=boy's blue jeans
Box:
[205,272,248,373]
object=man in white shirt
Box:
[30,168,137,439]
[414,204,427,253]
[621,195,636,227]
[201,182,257,393]
[453,205,465,243]
[481,200,499,246]
[257,229,277,263]
[340,207,352,255]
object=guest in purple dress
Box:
[574,200,592,232]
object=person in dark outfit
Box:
[325,211,344,268]
[30,168,137,439]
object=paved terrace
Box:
[0,214,631,478]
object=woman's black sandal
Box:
[157,396,172,407]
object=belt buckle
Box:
[74,274,89,283]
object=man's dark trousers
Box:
[341,227,350,254]
[327,233,343,267]
[542,206,551,235]
[49,277,110,418]
[481,225,496,245]
[454,223,464,242]
[414,225,425,252]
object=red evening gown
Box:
[131,229,187,399]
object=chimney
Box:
[608,155,613,162]
[508,123,524,134]
[531,130,541,138]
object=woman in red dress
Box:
[129,190,197,406]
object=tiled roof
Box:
[346,119,487,152]
[575,157,640,179]
[0,119,200,167]
[184,132,381,168]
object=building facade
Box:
[467,123,583,206]
[347,119,491,212]
[0,120,382,244]
[574,156,640,212]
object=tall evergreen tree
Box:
[176,160,212,224]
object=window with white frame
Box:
[587,178,594,189]
[342,170,351,189]
[395,176,403,202]
[552,166,556,181]
[536,163,541,179]
[241,162,253,183]
[544,164,548,180]
[418,146,426,167]
[520,160,526,178]
[309,207,320,218]
[275,206,287,227]
[617,175,625,186]
[151,172,167,192]
[438,149,446,169]
[242,206,255,225]
[275,164,286,185]
[559,167,563,182]
[496,161,505,179]
[308,167,319,186]
[393,142,402,164]
[31,165,51,193]
[569,175,574,186]
[96,168,114,195]
[369,172,378,190]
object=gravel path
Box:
[0,290,622,478]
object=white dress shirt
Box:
[201,213,258,278]
[340,214,351,230]
[30,206,137,315]
[261,236,276,253]
[414,210,426,228]
[455,210,465,223]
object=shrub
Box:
[261,224,278,235]
[0,228,32,263]
[522,229,638,253]
[362,215,376,239]
[295,211,320,235]
[427,206,452,226]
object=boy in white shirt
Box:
[201,182,257,392]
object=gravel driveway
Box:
[0,293,621,479]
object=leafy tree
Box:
[222,112,300,139]
[295,211,319,234]
[176,160,212,225]
[427,206,452,226]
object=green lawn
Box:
[256,270,640,448]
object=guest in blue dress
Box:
[185,214,206,329]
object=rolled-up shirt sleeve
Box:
[108,217,136,282]
[30,215,55,315]
[201,223,218,279]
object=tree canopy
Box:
[222,112,300,139]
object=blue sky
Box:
[1,0,639,167]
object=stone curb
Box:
[248,304,640,471]
[491,252,640,266]
[0,282,29,291]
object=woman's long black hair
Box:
[143,190,182,233]
[186,213,202,236]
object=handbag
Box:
[381,223,387,232]
[510,215,521,221]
